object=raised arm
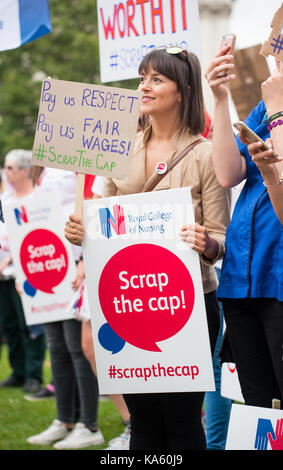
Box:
[245,65,283,225]
[262,63,283,161]
[205,45,247,188]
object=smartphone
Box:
[217,33,236,78]
[233,121,277,156]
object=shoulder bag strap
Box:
[142,137,206,193]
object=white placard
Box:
[82,187,214,394]
[97,0,201,82]
[221,362,244,403]
[2,194,77,325]
[226,403,283,450]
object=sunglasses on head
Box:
[156,46,190,68]
[166,46,186,55]
[156,45,183,53]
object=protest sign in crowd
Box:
[1,0,283,453]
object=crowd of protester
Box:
[1,17,283,449]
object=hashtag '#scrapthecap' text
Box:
[108,364,117,379]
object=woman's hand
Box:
[65,214,84,246]
[246,139,283,181]
[205,45,235,101]
[0,255,12,276]
[72,259,85,291]
[15,280,22,296]
[179,223,219,260]
[247,137,283,225]
[261,67,283,116]
[0,260,7,276]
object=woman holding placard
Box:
[65,47,230,450]
[26,168,104,449]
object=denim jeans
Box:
[204,307,232,450]
[204,267,232,450]
[44,319,99,428]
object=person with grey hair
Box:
[5,148,33,167]
[0,149,46,393]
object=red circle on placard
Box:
[20,229,68,294]
[98,243,195,351]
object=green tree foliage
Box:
[0,0,138,163]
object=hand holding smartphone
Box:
[217,34,236,78]
[233,121,277,157]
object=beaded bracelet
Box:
[268,119,283,132]
[268,111,283,125]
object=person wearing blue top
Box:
[205,43,283,409]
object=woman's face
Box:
[4,159,27,186]
[138,66,181,118]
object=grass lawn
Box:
[0,345,125,450]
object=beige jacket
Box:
[103,126,231,293]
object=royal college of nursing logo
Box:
[99,204,126,239]
[14,206,28,225]
[254,417,283,450]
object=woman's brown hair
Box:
[138,48,205,135]
[31,165,45,186]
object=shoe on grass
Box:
[0,375,24,388]
[27,419,70,446]
[54,423,105,449]
[105,424,130,450]
[23,379,41,394]
[24,384,55,402]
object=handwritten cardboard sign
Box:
[97,0,201,82]
[32,78,141,180]
[260,3,283,62]
[2,193,77,325]
[82,187,215,394]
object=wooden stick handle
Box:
[272,398,281,409]
[75,173,85,219]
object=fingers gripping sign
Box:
[179,223,209,253]
[178,223,219,260]
[65,214,84,246]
